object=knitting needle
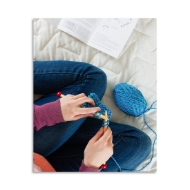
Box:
[57,91,108,170]
[100,111,108,170]
[57,92,64,98]
[100,114,107,120]
[57,92,108,120]
[103,111,108,133]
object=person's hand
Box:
[59,93,101,121]
[83,127,113,169]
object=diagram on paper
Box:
[101,18,133,32]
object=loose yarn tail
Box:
[111,100,157,172]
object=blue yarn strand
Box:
[111,156,122,172]
[111,100,157,172]
[144,100,157,113]
[85,91,157,172]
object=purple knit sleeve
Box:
[79,160,101,172]
[34,99,65,131]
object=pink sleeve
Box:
[34,99,65,131]
[79,160,101,172]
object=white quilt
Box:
[33,18,157,172]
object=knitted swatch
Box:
[82,93,112,126]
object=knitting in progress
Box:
[84,83,157,172]
[57,85,157,172]
[57,92,112,170]
[57,92,111,132]
[82,93,112,127]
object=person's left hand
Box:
[83,127,113,169]
[59,93,101,121]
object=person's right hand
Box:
[59,93,101,121]
[83,127,113,169]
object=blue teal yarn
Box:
[111,100,157,172]
[82,90,157,172]
[113,83,147,117]
[82,93,112,126]
[112,83,157,172]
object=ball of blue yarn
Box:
[113,83,147,117]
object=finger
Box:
[66,94,74,98]
[72,93,86,99]
[76,97,95,106]
[89,127,104,143]
[76,107,101,114]
[108,132,113,146]
[73,113,93,120]
[99,127,112,142]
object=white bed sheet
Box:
[33,18,157,172]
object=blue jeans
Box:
[33,60,151,172]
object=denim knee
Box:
[86,64,107,100]
[95,68,107,97]
[138,131,152,161]
[124,130,152,170]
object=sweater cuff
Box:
[79,160,101,172]
[34,99,65,131]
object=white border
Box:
[1,0,189,189]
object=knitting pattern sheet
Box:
[57,18,101,44]
[88,18,138,58]
[57,18,138,58]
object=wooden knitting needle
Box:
[100,111,108,170]
[57,91,108,170]
[103,111,108,133]
[57,92,108,120]
[57,92,64,98]
[100,114,107,120]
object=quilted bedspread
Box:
[33,18,157,172]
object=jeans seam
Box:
[113,136,123,146]
[127,135,149,169]
[113,135,145,169]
